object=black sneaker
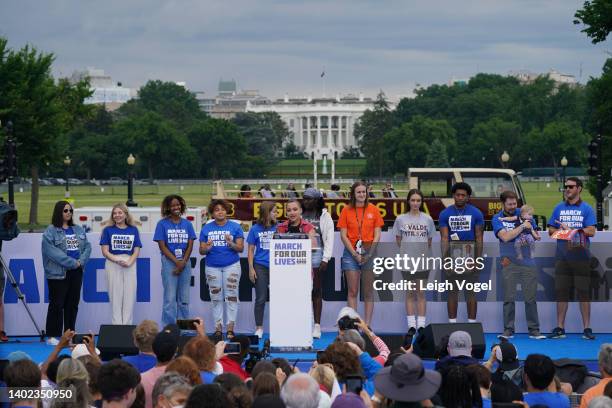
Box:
[403,327,417,348]
[583,328,596,340]
[547,327,566,339]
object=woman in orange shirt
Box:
[337,181,384,325]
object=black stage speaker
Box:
[97,325,139,361]
[413,323,485,359]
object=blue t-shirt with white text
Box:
[246,223,277,268]
[548,200,596,259]
[492,209,538,266]
[199,220,244,267]
[153,218,196,260]
[63,227,80,260]
[100,225,142,256]
[438,204,484,241]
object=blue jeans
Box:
[206,262,242,326]
[161,256,191,327]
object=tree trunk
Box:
[29,165,39,226]
[148,161,153,180]
[86,167,91,181]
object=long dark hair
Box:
[406,189,426,213]
[439,364,482,408]
[349,181,368,208]
[161,195,187,217]
[303,196,325,217]
[52,201,74,228]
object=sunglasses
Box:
[564,185,578,190]
[63,208,74,213]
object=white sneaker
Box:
[254,328,264,338]
[46,337,59,346]
[312,324,321,339]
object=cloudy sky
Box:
[1,0,609,99]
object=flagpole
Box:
[321,67,326,97]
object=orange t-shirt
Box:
[337,203,384,247]
[579,377,612,408]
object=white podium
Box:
[269,233,312,350]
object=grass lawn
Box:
[12,180,592,230]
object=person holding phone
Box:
[247,201,278,338]
[42,201,92,346]
[153,195,196,327]
[337,181,384,326]
[200,199,244,342]
[100,204,142,325]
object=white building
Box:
[247,94,388,159]
[510,69,577,87]
[70,68,135,110]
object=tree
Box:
[113,111,197,179]
[470,118,522,167]
[68,105,113,179]
[233,112,290,163]
[0,38,92,225]
[355,91,393,176]
[341,146,361,159]
[425,139,450,167]
[282,141,307,159]
[574,0,612,43]
[187,118,247,178]
[526,121,589,171]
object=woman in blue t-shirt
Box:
[153,195,197,327]
[41,201,92,345]
[199,199,244,341]
[100,204,142,325]
[246,201,278,338]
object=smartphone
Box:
[73,334,91,344]
[345,375,363,394]
[224,342,241,354]
[176,319,198,330]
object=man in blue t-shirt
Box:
[547,177,597,340]
[492,191,544,340]
[523,354,570,408]
[439,182,484,323]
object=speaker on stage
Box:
[97,325,139,360]
[413,323,485,359]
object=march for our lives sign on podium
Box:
[269,234,312,350]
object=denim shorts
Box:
[340,247,374,272]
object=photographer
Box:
[219,335,251,381]
[337,307,390,366]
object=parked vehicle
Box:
[103,177,127,185]
[68,178,84,185]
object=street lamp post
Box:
[501,151,510,169]
[560,156,568,200]
[63,156,71,199]
[126,153,137,207]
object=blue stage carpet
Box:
[2,332,609,373]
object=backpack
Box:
[553,358,588,391]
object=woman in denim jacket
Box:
[41,201,91,345]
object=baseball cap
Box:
[72,343,100,360]
[6,351,32,363]
[448,331,472,357]
[303,188,322,199]
[374,353,441,402]
[495,342,519,371]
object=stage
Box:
[1,332,607,373]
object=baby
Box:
[500,205,541,260]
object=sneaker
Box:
[583,328,596,340]
[312,324,321,339]
[212,330,223,344]
[0,331,8,342]
[403,327,417,348]
[497,330,514,340]
[547,327,566,339]
[46,337,60,346]
[528,331,546,340]
[254,328,264,339]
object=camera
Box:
[337,315,359,331]
[244,338,271,374]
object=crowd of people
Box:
[3,311,612,408]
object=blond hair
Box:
[101,203,140,228]
[520,205,534,217]
[132,319,159,352]
[309,364,336,396]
